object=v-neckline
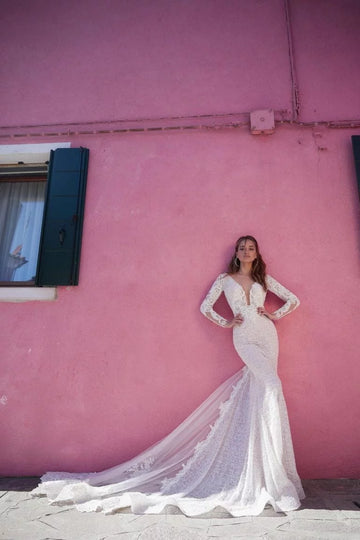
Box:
[227,274,256,306]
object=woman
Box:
[32,235,304,516]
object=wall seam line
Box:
[284,0,300,121]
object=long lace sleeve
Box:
[200,273,229,328]
[266,275,300,320]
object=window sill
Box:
[0,287,57,302]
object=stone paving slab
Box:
[0,478,359,539]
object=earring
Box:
[235,257,240,267]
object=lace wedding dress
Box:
[32,273,305,516]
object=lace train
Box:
[32,273,304,516]
[32,368,304,515]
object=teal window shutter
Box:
[36,147,89,286]
[352,136,360,200]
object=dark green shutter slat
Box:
[36,148,89,286]
[352,136,360,200]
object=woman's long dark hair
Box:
[227,235,267,290]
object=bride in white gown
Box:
[32,235,305,516]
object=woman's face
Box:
[236,239,257,265]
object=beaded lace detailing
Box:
[200,273,300,325]
[160,381,240,493]
[266,275,300,319]
[125,457,155,477]
[200,273,229,327]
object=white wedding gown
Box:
[32,273,305,516]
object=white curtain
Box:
[0,181,46,282]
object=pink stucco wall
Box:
[1,0,293,124]
[291,0,360,121]
[1,1,360,478]
[2,0,359,125]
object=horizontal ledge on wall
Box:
[0,287,57,302]
[277,120,360,129]
[0,111,286,138]
[0,114,360,138]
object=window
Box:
[0,165,47,284]
[0,146,89,288]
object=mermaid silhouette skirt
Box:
[31,274,304,516]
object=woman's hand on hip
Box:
[224,314,244,328]
[257,306,276,320]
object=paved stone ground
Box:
[0,478,359,540]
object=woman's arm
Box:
[262,275,300,320]
[200,274,234,328]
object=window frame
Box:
[0,171,47,286]
[0,142,70,302]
